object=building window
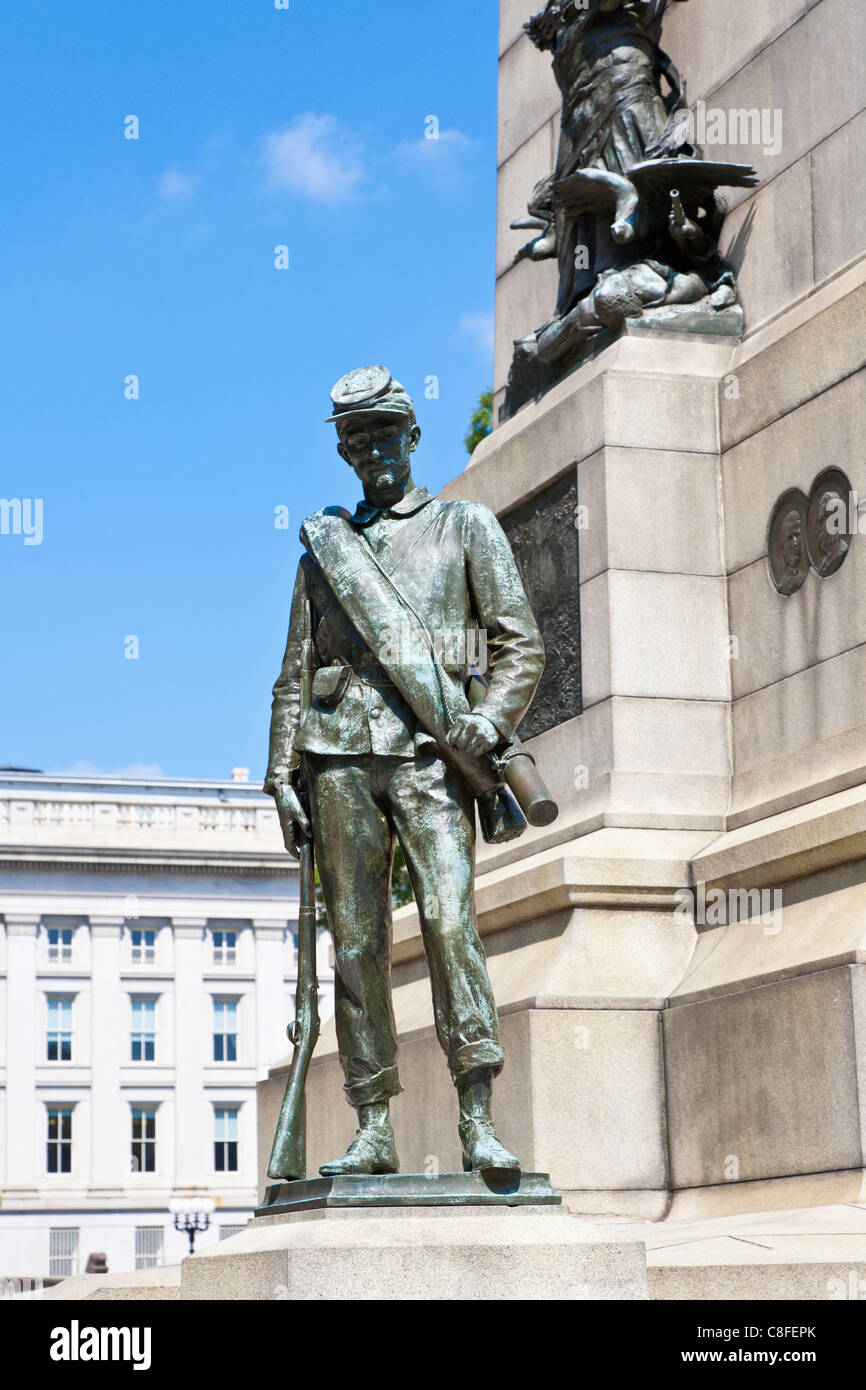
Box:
[130,998,156,1062]
[131,1108,157,1173]
[47,1108,73,1174]
[212,1000,238,1062]
[212,929,237,967]
[214,1108,239,1172]
[46,927,73,963]
[219,1225,246,1240]
[46,998,73,1062]
[134,1227,164,1270]
[131,928,157,965]
[49,1228,79,1277]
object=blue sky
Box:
[0,0,498,782]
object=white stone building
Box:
[0,767,332,1278]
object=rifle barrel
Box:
[266,596,321,1184]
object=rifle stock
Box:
[267,596,321,1182]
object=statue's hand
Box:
[447,713,500,757]
[668,212,706,254]
[269,778,311,858]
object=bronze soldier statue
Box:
[265,366,547,1177]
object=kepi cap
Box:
[326,365,415,425]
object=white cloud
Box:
[458,310,495,358]
[158,167,199,201]
[50,761,168,780]
[394,127,478,185]
[262,113,368,203]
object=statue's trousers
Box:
[305,750,505,1108]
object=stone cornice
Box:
[172,918,209,938]
[3,914,41,936]
[0,848,294,876]
[252,921,290,940]
[692,782,866,892]
[89,917,125,937]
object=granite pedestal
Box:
[182,1200,649,1302]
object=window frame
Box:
[130,927,157,966]
[49,1228,79,1277]
[212,998,238,1063]
[46,1106,73,1175]
[46,996,73,1063]
[211,928,237,968]
[46,926,74,964]
[134,1226,164,1270]
[130,997,157,1063]
[214,1106,239,1173]
[131,1106,157,1174]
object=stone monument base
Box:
[41,1192,866,1301]
[503,306,745,418]
[182,1202,648,1301]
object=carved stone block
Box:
[501,471,581,738]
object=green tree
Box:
[464,389,493,455]
[391,843,414,908]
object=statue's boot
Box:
[458,1068,520,1174]
[318,1103,399,1177]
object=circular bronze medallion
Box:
[330,365,392,409]
[768,488,809,595]
[806,467,853,579]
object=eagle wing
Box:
[552,167,637,214]
[629,158,759,205]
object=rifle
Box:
[267,598,321,1182]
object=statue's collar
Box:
[352,484,434,526]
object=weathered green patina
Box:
[257,1172,563,1217]
[265,367,556,1181]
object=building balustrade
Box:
[0,796,279,842]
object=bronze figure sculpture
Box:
[768,489,809,597]
[767,470,854,595]
[505,0,758,414]
[265,367,556,1180]
[806,469,853,580]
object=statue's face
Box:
[781,511,802,570]
[338,413,420,498]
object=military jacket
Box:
[265,485,544,785]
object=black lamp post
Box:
[169,1196,215,1255]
